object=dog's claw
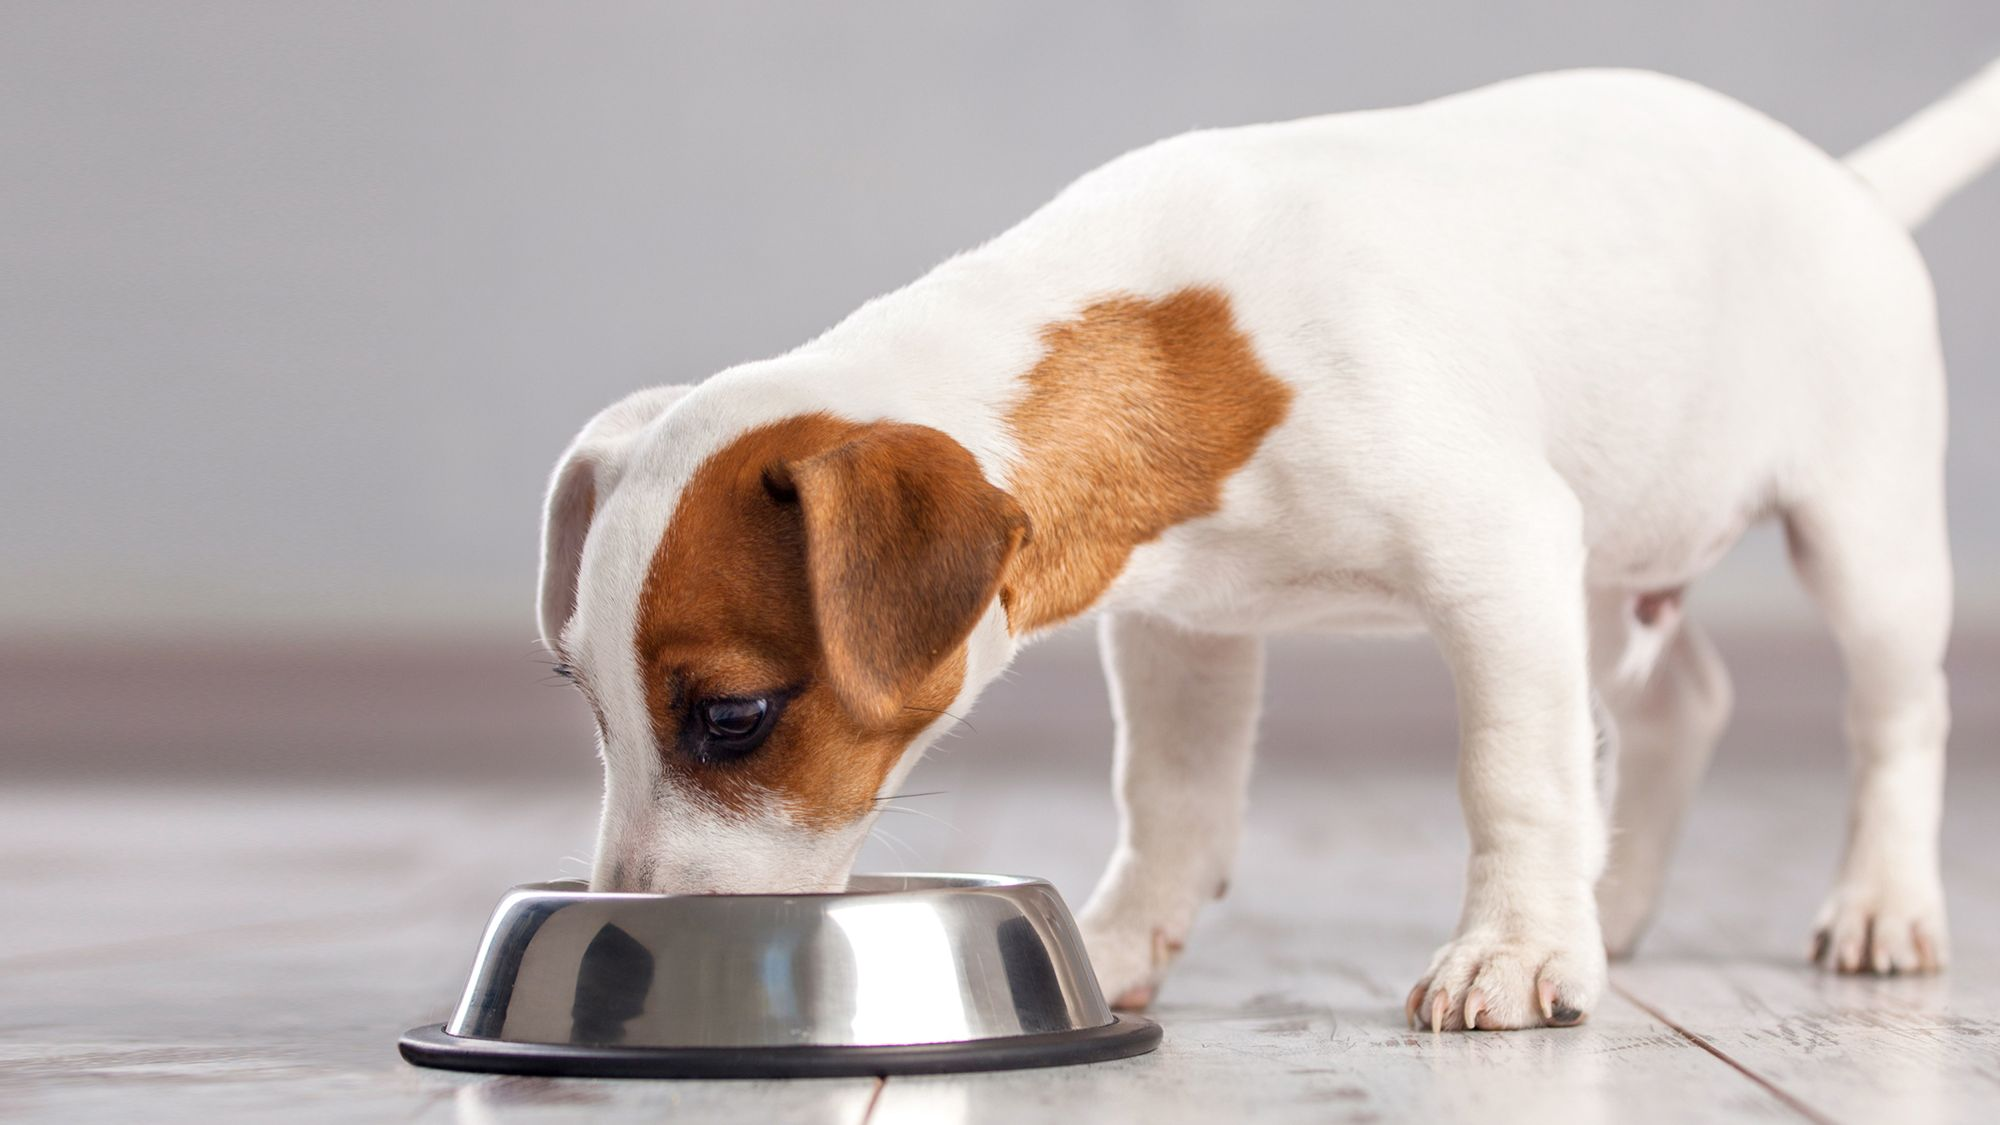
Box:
[1112,984,1155,1011]
[1913,928,1938,973]
[1405,981,1428,1029]
[1812,886,1949,977]
[1411,934,1603,1032]
[1545,997,1585,1026]
[1837,937,1864,973]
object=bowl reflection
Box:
[445,874,1114,1050]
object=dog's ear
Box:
[539,385,694,648]
[769,423,1028,726]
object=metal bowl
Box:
[400,874,1160,1078]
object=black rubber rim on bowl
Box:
[399,1015,1161,1079]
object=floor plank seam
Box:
[1612,982,1838,1125]
[859,1075,887,1124]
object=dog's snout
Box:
[590,855,651,894]
[594,851,734,895]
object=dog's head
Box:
[540,381,1028,894]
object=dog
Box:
[537,63,2000,1031]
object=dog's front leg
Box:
[1078,612,1264,1010]
[1407,486,1608,1031]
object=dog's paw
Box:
[1811,875,1949,975]
[1078,910,1186,1011]
[1406,931,1606,1031]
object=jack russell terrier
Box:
[538,64,2000,1031]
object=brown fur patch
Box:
[633,416,1003,828]
[772,424,1026,725]
[630,287,1286,822]
[1000,287,1294,632]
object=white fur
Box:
[545,65,1999,1027]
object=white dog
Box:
[539,63,2000,1031]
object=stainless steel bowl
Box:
[400,874,1160,1078]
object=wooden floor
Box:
[3,747,1995,1123]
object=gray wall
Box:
[7,1,2000,638]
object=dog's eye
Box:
[687,694,784,763]
[703,698,766,738]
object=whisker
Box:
[901,704,976,734]
[872,789,948,803]
[876,804,961,834]
[868,824,915,861]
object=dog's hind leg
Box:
[1787,469,1953,974]
[1589,591,1734,958]
[1077,612,1265,1009]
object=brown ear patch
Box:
[632,415,985,829]
[779,424,1027,726]
[1000,287,1293,633]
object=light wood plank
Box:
[1609,764,2000,1125]
[6,753,1991,1121]
[0,784,878,1125]
[870,770,1803,1123]
[0,780,599,962]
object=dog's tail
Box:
[1846,57,2000,228]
